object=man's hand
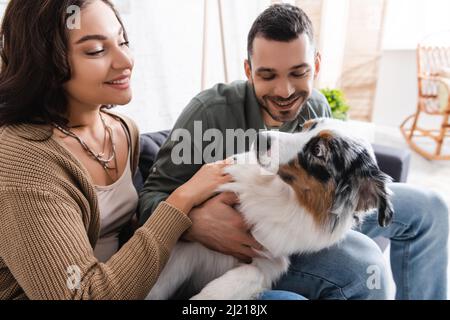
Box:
[182,192,264,263]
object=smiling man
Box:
[139,4,448,300]
[246,24,320,127]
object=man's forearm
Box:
[138,191,170,226]
[138,98,210,226]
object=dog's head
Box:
[255,118,393,233]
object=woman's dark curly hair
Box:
[0,0,128,127]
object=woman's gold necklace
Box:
[53,112,119,183]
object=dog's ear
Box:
[355,169,394,227]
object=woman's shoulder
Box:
[0,123,53,158]
[103,110,139,145]
[0,123,80,188]
[102,110,139,135]
[1,122,53,141]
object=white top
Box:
[93,149,139,263]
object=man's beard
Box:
[251,83,307,123]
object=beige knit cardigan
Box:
[0,112,191,300]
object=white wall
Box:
[373,0,450,127]
[373,49,445,129]
[372,50,417,126]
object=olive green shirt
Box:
[139,80,331,224]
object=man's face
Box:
[245,34,321,127]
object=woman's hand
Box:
[166,159,234,215]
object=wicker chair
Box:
[400,40,450,160]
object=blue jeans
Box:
[259,290,306,300]
[273,183,449,300]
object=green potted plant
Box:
[319,88,350,120]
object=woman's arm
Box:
[165,159,233,214]
[0,187,190,300]
[0,159,231,300]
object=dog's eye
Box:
[278,172,295,183]
[312,144,324,158]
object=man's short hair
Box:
[247,3,314,61]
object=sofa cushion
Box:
[372,143,411,183]
[134,130,170,191]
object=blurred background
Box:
[1,0,448,131]
[101,0,450,132]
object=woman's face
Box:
[64,0,133,110]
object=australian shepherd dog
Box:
[147,118,393,300]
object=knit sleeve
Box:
[0,187,191,300]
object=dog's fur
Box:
[146,118,394,300]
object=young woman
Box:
[0,0,232,299]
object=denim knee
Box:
[387,184,449,239]
[277,231,391,300]
[427,190,449,233]
[336,232,391,299]
[409,188,449,238]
